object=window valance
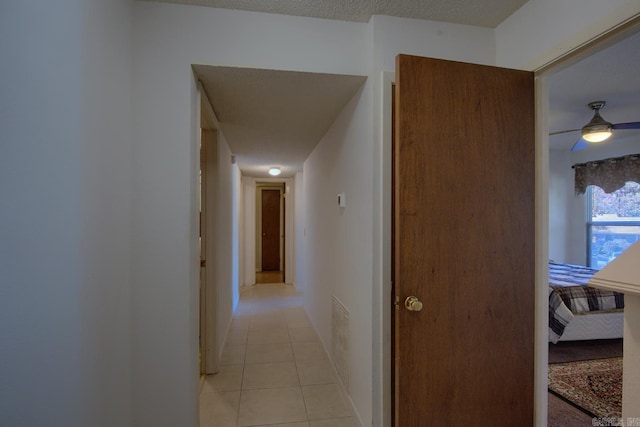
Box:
[573,153,640,195]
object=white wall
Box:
[233,161,242,301]
[216,132,241,355]
[243,177,257,286]
[285,179,296,283]
[130,30,200,427]
[303,81,373,425]
[548,149,583,264]
[371,15,496,71]
[295,172,306,291]
[0,1,133,426]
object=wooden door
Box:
[393,55,535,426]
[200,129,218,375]
[199,136,207,376]
[261,189,281,271]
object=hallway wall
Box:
[0,0,134,426]
[242,177,257,286]
[216,131,241,358]
[303,82,373,424]
[295,172,306,291]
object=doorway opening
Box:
[255,182,286,284]
[198,86,219,381]
[538,18,640,426]
[378,17,640,427]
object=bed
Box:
[548,261,625,343]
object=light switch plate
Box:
[338,192,346,207]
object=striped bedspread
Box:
[548,261,624,343]
[549,261,599,287]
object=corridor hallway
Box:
[199,284,356,427]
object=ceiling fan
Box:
[550,101,640,151]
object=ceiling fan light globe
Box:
[581,105,613,143]
[582,129,612,143]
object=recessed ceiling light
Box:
[268,167,281,176]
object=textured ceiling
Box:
[145,0,528,27]
[193,65,366,177]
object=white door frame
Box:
[255,184,285,273]
[242,177,295,285]
[198,84,220,376]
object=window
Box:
[587,181,640,268]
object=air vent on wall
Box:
[331,296,350,392]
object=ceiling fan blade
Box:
[612,122,640,130]
[571,138,589,152]
[550,128,580,136]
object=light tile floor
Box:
[200,284,356,427]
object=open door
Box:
[200,129,218,376]
[393,55,535,425]
[199,136,207,376]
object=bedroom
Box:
[548,30,640,269]
[546,28,640,422]
[547,28,640,340]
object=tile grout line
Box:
[289,325,311,424]
[236,302,251,427]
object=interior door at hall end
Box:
[261,189,281,271]
[393,55,535,426]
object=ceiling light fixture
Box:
[268,167,281,176]
[582,101,613,143]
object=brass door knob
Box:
[405,296,423,312]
